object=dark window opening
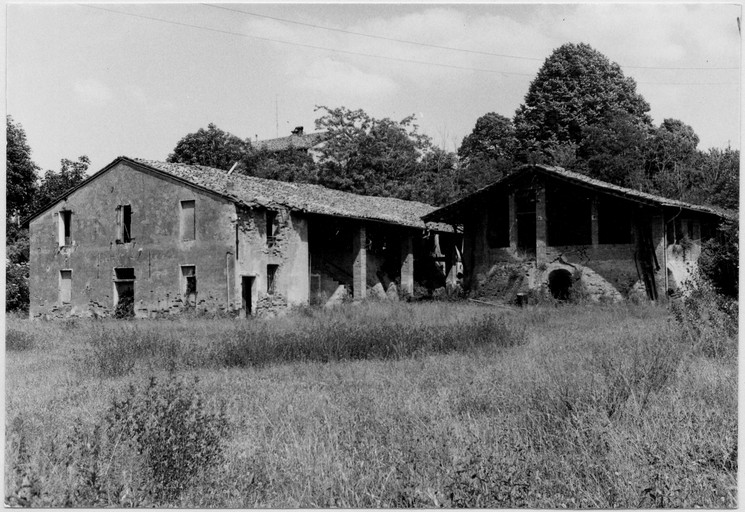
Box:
[267,264,279,294]
[60,270,72,304]
[266,211,278,247]
[241,276,254,317]
[687,220,695,240]
[487,195,510,248]
[116,205,132,243]
[60,210,72,246]
[515,189,537,253]
[548,268,573,300]
[180,200,196,241]
[598,197,632,244]
[546,183,592,246]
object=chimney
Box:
[291,126,304,136]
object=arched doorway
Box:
[548,268,573,300]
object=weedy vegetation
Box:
[5,294,737,507]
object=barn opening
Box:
[548,268,573,300]
[546,182,592,246]
[515,189,536,254]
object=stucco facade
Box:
[27,157,450,319]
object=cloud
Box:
[73,78,113,106]
[293,58,398,100]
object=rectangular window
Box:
[59,210,72,246]
[598,197,632,244]
[59,270,72,304]
[266,210,277,247]
[667,218,685,245]
[546,184,592,246]
[487,194,510,248]
[116,205,132,243]
[180,200,196,241]
[267,264,279,294]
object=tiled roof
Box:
[257,131,328,152]
[132,158,452,232]
[423,164,736,222]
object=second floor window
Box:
[116,204,132,243]
[58,210,72,247]
[180,200,196,241]
[266,211,277,247]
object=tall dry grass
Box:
[5,299,737,507]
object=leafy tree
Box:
[699,219,738,297]
[247,147,318,183]
[33,156,91,211]
[691,147,739,210]
[514,43,652,165]
[167,123,252,171]
[578,112,651,189]
[6,116,39,221]
[645,119,701,201]
[456,113,518,195]
[314,106,434,197]
[405,147,459,206]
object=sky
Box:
[5,2,742,175]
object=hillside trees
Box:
[167,123,252,171]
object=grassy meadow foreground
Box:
[5,299,737,508]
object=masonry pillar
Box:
[508,191,517,253]
[651,214,667,301]
[591,196,599,247]
[535,182,547,265]
[353,224,367,300]
[400,233,414,297]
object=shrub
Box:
[106,376,229,503]
[6,261,29,313]
[698,219,738,297]
[6,328,34,351]
[671,273,738,358]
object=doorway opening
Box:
[241,276,255,318]
[114,267,135,318]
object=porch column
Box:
[591,196,599,247]
[535,182,547,264]
[353,224,367,300]
[400,233,414,297]
[508,192,517,253]
[651,214,667,301]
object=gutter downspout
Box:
[226,251,232,310]
[662,212,668,299]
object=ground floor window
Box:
[267,264,279,294]
[181,265,197,306]
[59,270,72,304]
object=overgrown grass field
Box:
[5,298,737,507]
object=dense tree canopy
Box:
[167,123,252,171]
[514,43,652,164]
[314,106,433,197]
[7,116,39,220]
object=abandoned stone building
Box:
[423,164,735,302]
[25,156,455,319]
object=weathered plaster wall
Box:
[234,206,310,315]
[29,161,236,318]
